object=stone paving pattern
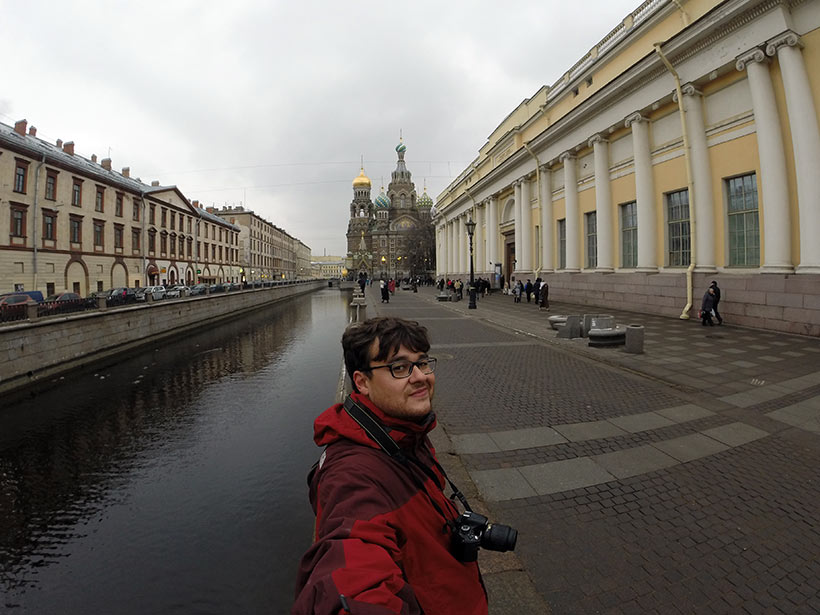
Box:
[367,286,820,614]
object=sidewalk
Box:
[366,285,820,614]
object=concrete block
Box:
[557,315,581,339]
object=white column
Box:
[513,182,522,273]
[520,178,533,272]
[448,220,455,277]
[680,84,717,271]
[539,165,554,272]
[625,112,657,272]
[476,204,485,276]
[589,135,613,272]
[488,197,498,275]
[736,49,792,273]
[767,31,820,273]
[458,216,465,275]
[560,152,580,272]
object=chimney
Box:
[13,119,27,136]
[192,200,199,207]
[102,158,112,171]
[56,139,63,149]
[63,141,75,155]
[28,126,37,137]
[206,206,216,214]
[121,167,130,177]
[91,154,98,163]
[151,180,160,186]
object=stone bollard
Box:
[557,315,581,339]
[26,302,39,320]
[146,293,154,304]
[625,324,645,354]
[97,296,108,311]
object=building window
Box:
[10,204,26,237]
[150,204,156,225]
[115,193,124,217]
[148,230,156,253]
[160,233,167,255]
[727,173,760,267]
[114,225,124,249]
[161,208,167,228]
[187,218,192,233]
[132,229,141,253]
[170,234,176,256]
[70,216,82,244]
[72,178,83,206]
[95,186,105,212]
[43,211,56,241]
[667,189,690,267]
[14,159,29,193]
[620,201,637,268]
[180,236,185,256]
[132,199,140,222]
[45,171,57,200]
[558,219,566,269]
[585,212,597,269]
[93,221,104,248]
[170,212,175,230]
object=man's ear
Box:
[352,370,371,396]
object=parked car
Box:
[143,285,166,301]
[0,293,37,322]
[189,283,209,296]
[106,287,137,305]
[209,283,229,293]
[165,285,189,299]
[134,287,148,301]
[0,290,44,303]
[41,292,85,315]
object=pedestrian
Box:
[710,280,723,325]
[539,280,550,311]
[701,286,716,326]
[379,279,389,303]
[292,317,507,614]
[456,279,463,301]
[513,281,522,303]
[524,279,533,303]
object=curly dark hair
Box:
[342,317,431,392]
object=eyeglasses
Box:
[365,357,437,379]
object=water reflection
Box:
[0,289,351,614]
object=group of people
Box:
[436,277,492,301]
[507,277,549,310]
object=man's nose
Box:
[408,364,426,382]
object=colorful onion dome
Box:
[417,189,433,209]
[375,188,391,208]
[352,168,371,188]
[395,141,407,154]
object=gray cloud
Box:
[1,0,640,255]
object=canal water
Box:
[0,288,351,614]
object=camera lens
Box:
[481,523,518,552]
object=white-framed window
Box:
[726,173,759,267]
[620,202,637,268]
[585,212,597,269]
[667,189,690,267]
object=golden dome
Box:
[352,168,371,188]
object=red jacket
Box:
[292,392,487,614]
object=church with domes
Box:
[345,140,435,280]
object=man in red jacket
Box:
[292,317,489,614]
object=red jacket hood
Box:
[314,392,437,450]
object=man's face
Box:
[353,341,435,421]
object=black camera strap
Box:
[343,396,472,514]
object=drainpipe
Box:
[523,142,542,278]
[654,42,697,320]
[32,155,46,292]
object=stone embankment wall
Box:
[542,272,820,337]
[1,282,325,396]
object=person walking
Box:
[539,280,550,311]
[524,279,533,303]
[701,286,716,326]
[710,280,723,325]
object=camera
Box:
[450,511,518,562]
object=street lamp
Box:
[465,217,477,309]
[381,255,386,279]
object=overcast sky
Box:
[2,0,641,257]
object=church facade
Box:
[345,141,434,280]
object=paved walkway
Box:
[365,285,820,614]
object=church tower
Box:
[345,166,374,275]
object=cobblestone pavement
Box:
[365,285,820,614]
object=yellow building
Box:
[435,0,820,335]
[0,118,240,295]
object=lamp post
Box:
[465,217,477,309]
[381,255,386,279]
